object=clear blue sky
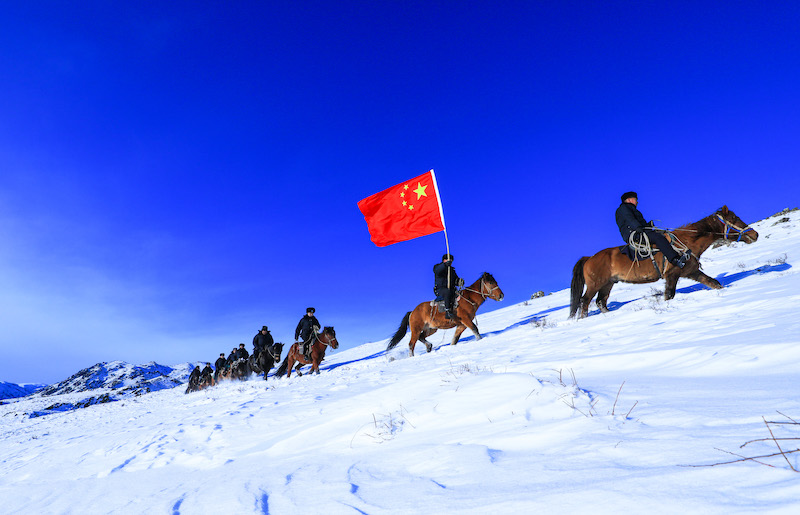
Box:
[2,2,798,384]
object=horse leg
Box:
[596,283,614,312]
[579,286,599,318]
[451,325,468,346]
[685,268,722,291]
[454,318,481,344]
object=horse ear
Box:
[721,205,729,213]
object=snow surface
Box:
[1,209,799,514]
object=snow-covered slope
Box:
[1,208,798,514]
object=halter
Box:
[463,276,500,301]
[716,214,755,242]
[311,328,338,348]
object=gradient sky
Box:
[2,2,799,384]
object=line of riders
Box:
[187,190,724,393]
[184,251,466,394]
[185,308,323,393]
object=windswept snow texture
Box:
[2,209,800,513]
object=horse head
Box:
[715,206,759,244]
[481,272,504,301]
[320,326,339,349]
[270,343,284,361]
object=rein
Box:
[667,215,755,241]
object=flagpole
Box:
[429,169,450,254]
[429,169,451,287]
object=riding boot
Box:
[671,250,692,269]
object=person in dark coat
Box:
[253,325,274,356]
[434,254,460,319]
[615,191,690,268]
[295,307,320,358]
[214,353,227,381]
[200,363,213,384]
[235,343,249,360]
[185,365,201,394]
[227,347,238,364]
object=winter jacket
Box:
[214,357,227,371]
[295,315,320,342]
[253,331,275,354]
[235,348,249,360]
[433,262,459,294]
[615,202,651,242]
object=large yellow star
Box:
[413,182,428,200]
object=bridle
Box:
[311,328,338,349]
[716,214,755,242]
[463,276,502,301]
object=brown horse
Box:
[569,206,758,319]
[275,326,339,378]
[387,272,504,356]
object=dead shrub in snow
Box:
[684,412,800,472]
[768,253,788,265]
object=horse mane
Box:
[323,326,335,335]
[677,207,728,234]
[481,272,497,284]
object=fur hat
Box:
[442,254,454,262]
[261,325,269,331]
[306,307,315,313]
[621,191,638,202]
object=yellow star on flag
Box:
[408,205,414,211]
[413,182,428,200]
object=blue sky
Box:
[2,2,799,384]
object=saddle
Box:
[620,231,680,261]
[430,293,461,313]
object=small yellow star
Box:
[402,200,407,206]
[403,184,409,190]
[400,191,405,198]
[413,182,428,200]
[408,205,414,211]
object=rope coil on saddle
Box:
[625,227,689,280]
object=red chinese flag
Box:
[358,169,446,247]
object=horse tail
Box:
[569,256,590,319]
[387,311,412,351]
[275,355,290,378]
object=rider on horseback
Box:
[214,353,227,381]
[235,343,249,360]
[200,363,213,384]
[295,307,320,359]
[434,254,461,319]
[615,192,691,269]
[253,325,274,357]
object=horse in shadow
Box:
[387,272,504,356]
[248,343,284,381]
[569,206,758,319]
[275,327,339,378]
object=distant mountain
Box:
[23,361,199,417]
[0,381,46,401]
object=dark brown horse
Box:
[569,206,758,319]
[248,343,284,381]
[387,272,504,356]
[275,327,339,378]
